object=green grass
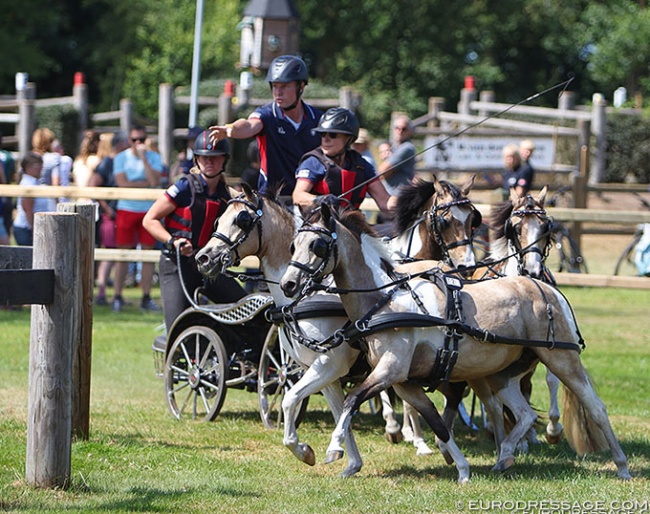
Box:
[0,286,649,513]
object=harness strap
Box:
[345,312,582,352]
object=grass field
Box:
[0,280,649,512]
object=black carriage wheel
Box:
[164,326,228,422]
[258,325,309,429]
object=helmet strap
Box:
[281,83,304,111]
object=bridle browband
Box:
[210,194,264,266]
[287,214,338,283]
[428,196,477,264]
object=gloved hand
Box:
[313,194,341,208]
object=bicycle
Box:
[613,192,650,276]
[546,186,588,273]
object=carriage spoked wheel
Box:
[164,325,228,422]
[258,325,309,429]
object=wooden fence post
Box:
[218,93,233,125]
[120,98,133,132]
[26,212,79,489]
[58,203,95,440]
[158,83,175,167]
[427,97,445,129]
[18,83,36,158]
[73,73,89,138]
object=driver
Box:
[143,131,246,331]
[292,107,396,218]
[208,55,322,197]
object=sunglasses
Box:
[319,132,341,139]
[394,126,409,131]
[131,137,146,143]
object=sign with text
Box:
[422,136,555,170]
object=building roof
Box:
[243,0,299,19]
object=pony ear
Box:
[509,187,520,204]
[432,174,446,197]
[537,186,548,207]
[228,185,240,198]
[321,203,332,226]
[240,182,254,199]
[460,174,476,196]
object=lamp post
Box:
[189,0,205,128]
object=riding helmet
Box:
[193,131,229,156]
[314,108,360,141]
[266,55,309,84]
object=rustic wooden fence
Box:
[0,204,95,489]
[1,183,649,289]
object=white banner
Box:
[422,136,555,170]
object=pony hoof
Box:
[491,457,515,473]
[325,450,344,464]
[385,431,403,444]
[545,432,563,445]
[340,465,362,478]
[303,445,316,466]
[458,476,471,485]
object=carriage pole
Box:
[25,212,79,489]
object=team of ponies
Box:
[196,177,480,476]
[195,177,631,482]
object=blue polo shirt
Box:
[250,101,322,196]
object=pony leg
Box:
[542,354,631,479]
[519,370,541,449]
[393,382,470,484]
[544,368,563,444]
[379,390,403,444]
[403,401,434,456]
[320,383,363,477]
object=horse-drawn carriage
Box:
[152,281,310,427]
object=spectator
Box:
[51,138,73,203]
[32,128,61,211]
[502,143,534,197]
[209,55,322,197]
[239,140,261,191]
[111,125,163,312]
[0,159,8,245]
[352,128,375,168]
[293,107,395,218]
[145,136,169,187]
[376,115,416,196]
[72,130,101,196]
[143,131,246,332]
[12,153,48,246]
[89,132,129,305]
[519,139,536,166]
[0,132,16,238]
[169,126,203,183]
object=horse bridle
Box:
[428,196,481,264]
[505,196,552,272]
[210,193,264,266]
[288,214,338,285]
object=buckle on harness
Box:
[443,274,463,290]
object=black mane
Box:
[489,200,514,240]
[394,178,465,233]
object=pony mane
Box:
[394,179,436,233]
[339,210,395,274]
[394,178,466,233]
[489,200,514,241]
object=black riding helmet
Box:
[266,55,309,84]
[266,55,308,111]
[193,130,229,176]
[314,108,360,147]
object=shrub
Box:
[606,113,650,183]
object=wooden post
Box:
[339,86,357,112]
[158,83,174,167]
[590,93,607,185]
[120,98,133,133]
[18,83,36,158]
[26,212,79,489]
[458,77,477,116]
[558,90,576,111]
[58,203,95,440]
[218,93,233,125]
[478,90,495,117]
[72,74,88,137]
[427,97,445,129]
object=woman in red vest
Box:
[143,131,246,331]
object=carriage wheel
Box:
[258,325,309,429]
[164,326,228,422]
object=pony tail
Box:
[561,379,609,456]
